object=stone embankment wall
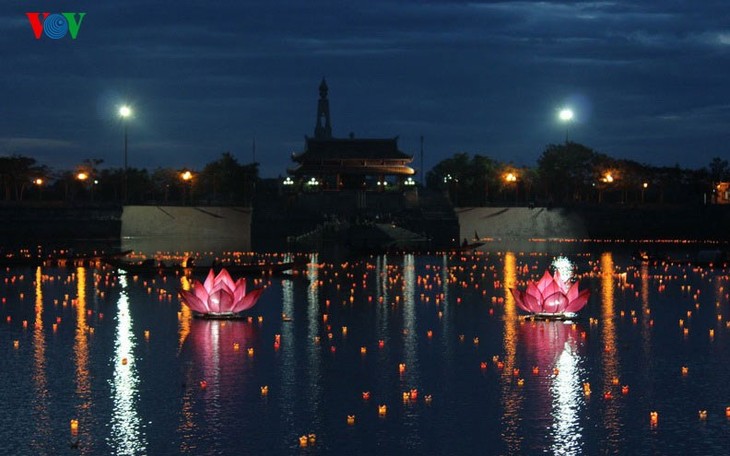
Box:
[121,206,251,253]
[456,205,730,241]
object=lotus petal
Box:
[509,288,532,313]
[207,289,233,314]
[214,269,235,291]
[523,289,542,313]
[232,288,264,313]
[180,289,208,313]
[203,269,216,292]
[542,291,569,314]
[536,270,555,294]
[565,288,590,313]
[233,278,248,305]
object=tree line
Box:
[425,142,730,206]
[0,152,259,205]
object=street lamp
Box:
[641,182,648,203]
[33,178,44,200]
[119,105,132,202]
[504,172,518,204]
[558,108,574,143]
[180,170,193,205]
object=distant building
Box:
[288,79,415,190]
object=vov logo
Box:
[26,12,86,40]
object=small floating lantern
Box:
[199,380,207,389]
[378,404,387,417]
[13,340,19,349]
[621,385,630,395]
[583,382,591,396]
[360,346,367,355]
[299,435,308,447]
[399,363,406,373]
[650,411,658,427]
[699,410,707,420]
[362,391,370,401]
[681,366,689,376]
[70,419,79,435]
[424,395,433,405]
[347,415,355,425]
[260,385,268,396]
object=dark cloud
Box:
[1,0,729,175]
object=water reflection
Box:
[539,323,584,455]
[501,252,523,453]
[74,267,93,453]
[31,266,50,452]
[109,274,146,455]
[306,254,322,426]
[600,252,620,450]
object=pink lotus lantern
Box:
[509,260,590,319]
[180,268,264,318]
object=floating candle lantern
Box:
[347,415,355,425]
[698,410,707,420]
[378,405,387,417]
[70,419,79,435]
[399,363,406,373]
[650,411,658,426]
[260,385,268,396]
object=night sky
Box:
[2,1,729,177]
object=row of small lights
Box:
[30,170,194,186]
[284,177,417,186]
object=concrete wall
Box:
[456,207,588,241]
[121,206,251,252]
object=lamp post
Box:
[119,105,132,202]
[504,172,518,204]
[180,170,193,205]
[558,108,574,143]
[641,182,648,204]
[33,178,44,201]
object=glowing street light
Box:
[641,181,649,203]
[77,172,89,181]
[180,170,194,205]
[119,105,132,202]
[558,108,574,143]
[504,172,518,203]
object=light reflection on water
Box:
[109,274,146,455]
[1,246,729,454]
[31,266,50,453]
[550,327,584,455]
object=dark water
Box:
[1,246,729,455]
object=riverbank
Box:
[1,203,728,252]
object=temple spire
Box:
[314,78,332,139]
